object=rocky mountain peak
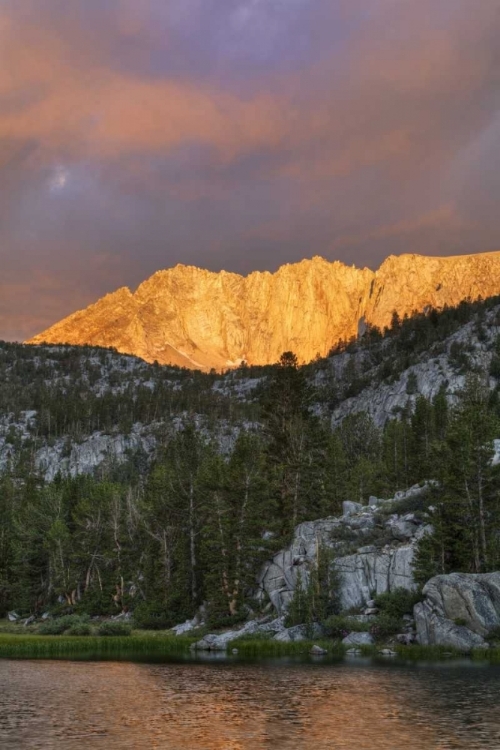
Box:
[27,250,500,370]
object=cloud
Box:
[2,1,499,174]
[1,0,500,339]
[0,254,134,342]
[0,15,286,161]
[331,204,473,251]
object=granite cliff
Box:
[28,251,500,370]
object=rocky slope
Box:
[257,486,432,614]
[415,573,500,650]
[254,495,500,651]
[0,344,254,481]
[5,291,500,479]
[321,298,500,426]
[27,251,500,370]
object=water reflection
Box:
[1,658,500,749]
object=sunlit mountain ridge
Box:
[27,251,500,370]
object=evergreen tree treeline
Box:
[1,296,500,620]
[1,354,499,622]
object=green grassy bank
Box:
[232,637,500,662]
[0,633,197,660]
[1,631,499,663]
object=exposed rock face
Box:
[327,301,500,428]
[414,572,500,650]
[273,624,314,643]
[27,251,500,371]
[192,617,326,650]
[342,632,374,646]
[335,543,418,611]
[310,644,328,655]
[257,486,431,614]
[193,617,286,651]
[35,428,156,482]
[493,440,500,466]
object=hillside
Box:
[27,251,500,370]
[3,295,500,480]
[1,295,499,628]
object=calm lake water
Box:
[1,657,500,749]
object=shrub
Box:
[359,525,394,550]
[286,546,341,628]
[38,615,89,636]
[132,602,173,631]
[486,626,500,642]
[373,489,429,520]
[389,492,427,517]
[45,603,75,618]
[406,372,418,395]
[374,588,421,620]
[449,341,471,373]
[327,526,359,555]
[323,615,370,639]
[66,623,92,636]
[454,618,467,627]
[370,614,402,639]
[489,355,500,379]
[368,589,422,641]
[206,608,247,631]
[98,620,132,637]
[75,591,115,617]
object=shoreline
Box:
[1,633,499,664]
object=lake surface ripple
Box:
[1,658,500,749]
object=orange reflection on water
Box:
[1,658,500,749]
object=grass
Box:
[390,644,500,662]
[0,619,38,635]
[219,638,500,662]
[471,647,500,664]
[0,633,197,660]
[0,621,499,663]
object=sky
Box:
[1,0,500,341]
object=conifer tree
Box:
[0,476,15,615]
[409,395,435,481]
[200,433,274,619]
[441,375,499,572]
[261,352,318,530]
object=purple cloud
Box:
[1,0,500,340]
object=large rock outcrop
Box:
[193,617,288,651]
[329,303,500,428]
[415,572,500,650]
[27,251,500,370]
[191,617,326,650]
[257,487,431,614]
[35,428,156,482]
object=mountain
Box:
[5,292,499,480]
[3,294,500,630]
[27,251,500,370]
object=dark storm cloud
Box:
[1,0,500,340]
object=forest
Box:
[0,296,499,629]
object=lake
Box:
[1,656,500,748]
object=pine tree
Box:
[442,375,499,572]
[415,374,500,577]
[200,433,274,619]
[0,475,15,616]
[142,424,206,619]
[382,417,410,493]
[339,413,383,501]
[261,352,318,531]
[409,395,435,481]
